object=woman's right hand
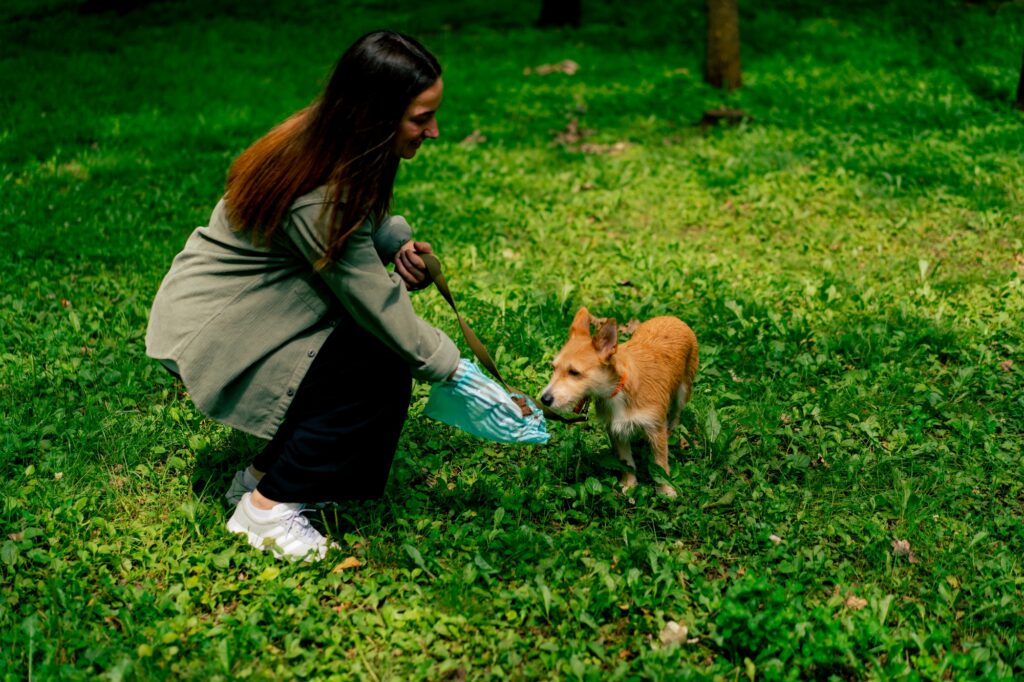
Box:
[394,240,434,291]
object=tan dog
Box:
[541,307,699,496]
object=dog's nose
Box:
[540,392,553,407]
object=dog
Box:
[540,307,698,496]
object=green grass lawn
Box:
[2,0,1023,678]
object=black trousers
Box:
[251,321,413,503]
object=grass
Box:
[2,0,1024,678]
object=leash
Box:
[420,253,587,424]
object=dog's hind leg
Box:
[668,382,692,431]
[646,423,677,497]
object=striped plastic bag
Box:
[424,359,550,444]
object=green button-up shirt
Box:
[145,186,460,439]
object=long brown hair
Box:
[225,31,441,265]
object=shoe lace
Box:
[284,507,324,545]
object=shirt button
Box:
[307,350,316,358]
[286,388,295,397]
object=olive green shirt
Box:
[145,186,460,439]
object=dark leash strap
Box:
[420,253,587,424]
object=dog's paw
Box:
[657,483,678,498]
[619,473,638,492]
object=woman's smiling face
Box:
[394,77,443,159]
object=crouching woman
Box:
[146,31,459,561]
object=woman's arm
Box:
[284,206,459,383]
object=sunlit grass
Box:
[2,0,1023,678]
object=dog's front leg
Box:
[646,424,677,497]
[609,431,638,492]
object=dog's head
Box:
[540,306,619,410]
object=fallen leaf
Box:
[551,118,592,146]
[845,595,868,610]
[1000,360,1014,372]
[892,538,919,563]
[332,556,363,573]
[579,141,630,155]
[524,59,580,76]
[659,621,688,645]
[769,534,782,544]
[8,532,24,541]
[459,130,487,146]
[891,539,911,555]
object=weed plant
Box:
[2,0,1023,679]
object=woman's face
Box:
[394,78,443,159]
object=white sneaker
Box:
[226,493,334,562]
[225,469,259,506]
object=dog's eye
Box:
[567,368,581,377]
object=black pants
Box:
[251,322,412,503]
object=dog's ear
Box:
[570,306,591,338]
[593,318,618,362]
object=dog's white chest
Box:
[595,399,659,438]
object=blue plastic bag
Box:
[424,359,550,444]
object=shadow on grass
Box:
[189,430,260,504]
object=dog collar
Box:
[609,372,628,399]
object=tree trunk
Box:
[706,0,742,90]
[537,0,581,28]
[1016,48,1024,111]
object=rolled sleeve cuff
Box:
[414,333,461,383]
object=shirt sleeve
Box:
[283,205,459,383]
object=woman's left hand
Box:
[394,240,434,290]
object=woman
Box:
[146,31,463,561]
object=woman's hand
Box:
[394,240,434,291]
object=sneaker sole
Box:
[226,517,329,562]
